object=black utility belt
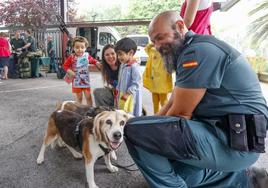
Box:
[220,114,267,153]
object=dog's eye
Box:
[120,121,125,126]
[106,119,112,125]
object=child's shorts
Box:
[72,87,90,93]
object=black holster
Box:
[228,115,249,151]
[227,114,267,153]
[246,114,267,153]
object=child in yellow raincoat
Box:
[143,43,173,113]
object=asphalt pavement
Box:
[0,72,267,188]
[0,73,149,188]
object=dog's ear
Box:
[93,111,107,141]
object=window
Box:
[99,32,117,46]
[128,37,149,47]
[77,28,91,45]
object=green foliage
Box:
[123,0,180,34]
[127,0,180,19]
[79,0,181,35]
[80,5,122,21]
[247,56,268,73]
[248,1,268,46]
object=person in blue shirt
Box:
[115,38,142,117]
[124,10,268,188]
[47,35,56,73]
[18,30,36,52]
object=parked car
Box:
[127,34,150,65]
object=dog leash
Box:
[111,161,139,172]
[97,156,139,172]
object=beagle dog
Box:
[37,107,130,188]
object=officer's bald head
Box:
[149,11,185,41]
[148,11,186,74]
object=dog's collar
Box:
[99,144,111,155]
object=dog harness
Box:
[98,144,111,155]
[74,119,84,151]
[74,118,111,154]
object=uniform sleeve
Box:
[27,37,32,45]
[127,64,142,95]
[175,43,228,89]
[88,55,97,65]
[10,39,14,47]
[63,55,73,72]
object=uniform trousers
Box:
[125,117,259,188]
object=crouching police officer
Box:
[124,11,268,188]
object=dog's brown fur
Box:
[37,101,131,188]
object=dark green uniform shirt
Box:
[47,41,55,56]
[10,38,26,50]
[175,31,268,120]
[26,36,36,52]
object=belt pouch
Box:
[228,114,249,151]
[247,115,267,153]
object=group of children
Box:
[63,35,172,116]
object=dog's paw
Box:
[88,183,99,188]
[108,165,118,173]
[73,152,83,159]
[36,157,44,164]
[110,151,117,161]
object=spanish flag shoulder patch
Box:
[182,61,198,68]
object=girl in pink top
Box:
[0,32,11,79]
[180,0,213,35]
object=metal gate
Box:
[33,28,64,66]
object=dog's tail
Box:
[56,101,62,110]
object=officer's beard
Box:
[158,31,184,74]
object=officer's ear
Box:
[176,20,185,32]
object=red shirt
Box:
[0,37,11,57]
[180,1,213,35]
[63,53,97,72]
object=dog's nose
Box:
[113,131,122,140]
